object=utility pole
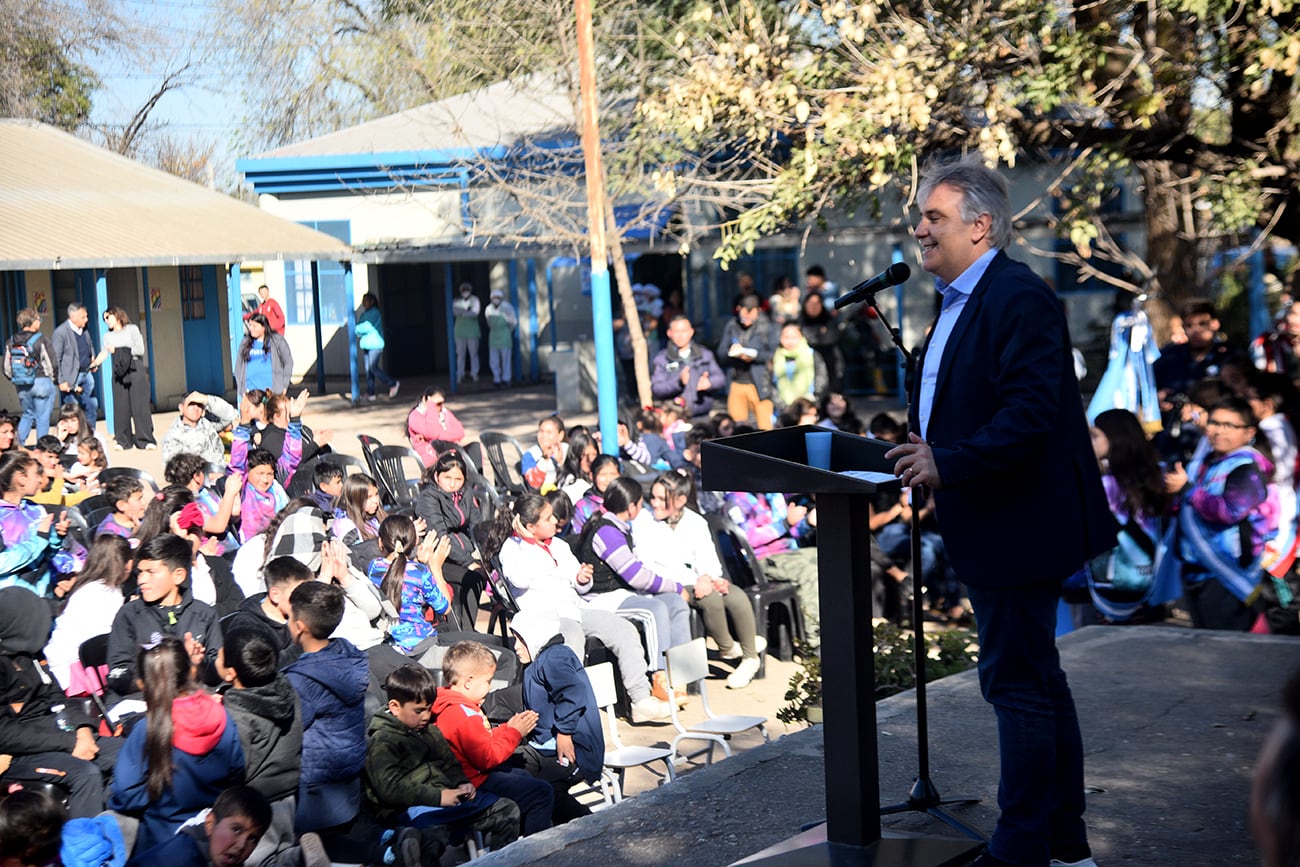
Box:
[575,0,619,453]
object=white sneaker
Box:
[1050,858,1098,867]
[726,655,762,689]
[630,695,673,723]
[720,635,767,660]
[366,394,377,402]
[388,380,401,398]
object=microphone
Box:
[833,263,911,309]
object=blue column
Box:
[141,268,157,405]
[508,260,522,384]
[527,259,540,382]
[591,267,618,454]
[310,262,326,394]
[1250,247,1270,342]
[344,264,359,403]
[95,270,112,432]
[227,264,242,391]
[544,259,559,351]
[444,263,457,395]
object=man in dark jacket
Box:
[0,587,120,817]
[52,302,99,422]
[716,296,776,429]
[650,315,727,420]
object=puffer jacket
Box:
[413,482,487,568]
[222,673,302,802]
[362,708,468,826]
[283,637,368,832]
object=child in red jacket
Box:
[432,641,555,837]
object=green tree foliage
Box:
[639,0,1300,296]
[0,0,114,130]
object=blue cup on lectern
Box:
[805,431,832,470]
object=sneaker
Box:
[1050,844,1098,867]
[651,670,688,707]
[630,695,673,723]
[366,394,377,402]
[382,827,421,867]
[1050,859,1098,867]
[142,442,156,450]
[727,655,762,689]
[388,380,401,398]
[720,636,767,660]
[298,832,329,867]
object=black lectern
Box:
[702,426,980,866]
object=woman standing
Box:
[1167,397,1278,630]
[97,307,155,450]
[357,293,399,401]
[234,313,293,396]
[800,291,845,394]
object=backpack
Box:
[7,332,41,386]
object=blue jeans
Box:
[63,370,97,421]
[365,347,396,394]
[966,581,1088,866]
[17,377,56,444]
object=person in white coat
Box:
[452,283,482,384]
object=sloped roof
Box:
[257,75,577,159]
[0,120,350,270]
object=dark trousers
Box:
[480,768,553,836]
[443,562,488,630]
[966,582,1087,866]
[111,367,155,448]
[1183,577,1257,631]
[7,738,122,818]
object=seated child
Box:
[520,415,567,491]
[125,786,272,867]
[96,474,147,539]
[282,582,368,845]
[0,587,116,819]
[332,473,385,572]
[31,434,89,507]
[106,534,222,697]
[309,461,344,515]
[432,642,553,836]
[45,534,132,692]
[218,624,303,866]
[364,664,519,852]
[366,514,452,657]
[221,556,314,669]
[0,788,66,867]
[109,636,245,854]
[67,436,109,492]
[164,452,241,555]
[510,609,604,810]
[0,451,72,597]
[229,447,289,544]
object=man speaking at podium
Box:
[886,156,1116,867]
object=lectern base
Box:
[731,824,981,867]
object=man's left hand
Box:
[885,433,943,489]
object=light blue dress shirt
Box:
[918,248,1000,439]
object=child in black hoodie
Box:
[219,623,307,867]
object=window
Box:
[285,221,351,326]
[180,266,205,320]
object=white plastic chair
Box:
[614,606,660,664]
[585,662,676,805]
[666,638,769,765]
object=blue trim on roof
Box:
[237,148,505,173]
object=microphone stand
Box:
[863,292,985,841]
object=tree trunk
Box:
[604,203,652,408]
[1139,161,1200,305]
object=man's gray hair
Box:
[918,154,1012,250]
[66,302,86,316]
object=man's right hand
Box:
[58,382,70,393]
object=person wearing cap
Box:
[161,391,238,465]
[484,289,518,389]
[453,282,483,384]
[716,295,776,429]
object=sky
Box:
[86,0,244,186]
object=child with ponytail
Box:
[366,514,454,655]
[108,636,245,855]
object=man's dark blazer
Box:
[908,251,1116,590]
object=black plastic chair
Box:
[371,445,424,508]
[357,434,384,479]
[706,512,804,663]
[286,453,368,499]
[484,559,521,640]
[97,466,159,494]
[77,634,113,731]
[77,493,112,534]
[479,431,529,497]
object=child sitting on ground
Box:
[106,534,222,697]
[364,663,520,855]
[433,642,554,837]
[125,786,273,867]
[281,582,368,855]
[0,788,67,867]
[510,609,603,814]
[96,474,146,539]
[221,556,314,669]
[217,624,308,867]
[109,636,246,854]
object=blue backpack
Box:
[7,332,40,386]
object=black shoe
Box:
[967,849,1016,867]
[386,827,420,867]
